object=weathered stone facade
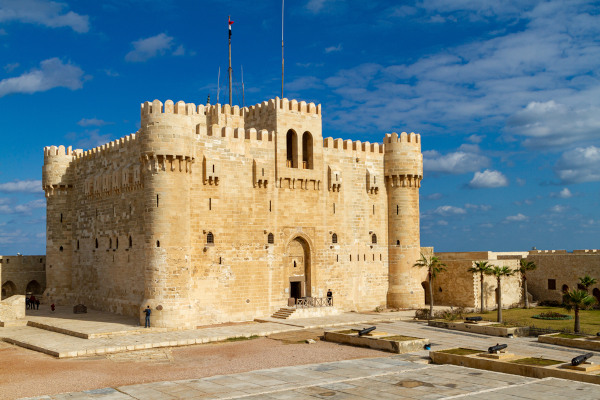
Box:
[433,251,523,310]
[1,255,46,299]
[43,98,426,328]
[525,250,600,304]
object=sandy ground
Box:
[0,330,389,399]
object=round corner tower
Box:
[384,132,424,309]
[139,99,196,328]
[42,145,75,303]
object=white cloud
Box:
[425,192,443,200]
[549,205,567,213]
[172,44,186,56]
[465,203,491,211]
[4,62,18,72]
[325,44,342,53]
[0,58,84,97]
[432,205,466,216]
[285,76,323,92]
[437,220,448,226]
[467,134,483,144]
[0,0,89,33]
[424,146,489,174]
[469,169,508,188]
[554,146,600,184]
[0,180,42,193]
[77,118,110,127]
[125,33,176,62]
[65,129,112,150]
[506,101,600,149]
[14,199,45,214]
[306,0,327,13]
[516,178,526,186]
[505,213,528,222]
[550,188,573,198]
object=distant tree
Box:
[517,259,537,309]
[414,253,446,319]
[563,290,596,333]
[578,275,598,293]
[468,261,493,313]
[487,266,514,323]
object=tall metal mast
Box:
[228,16,233,106]
[281,1,285,99]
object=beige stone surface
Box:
[42,98,426,328]
[1,255,46,299]
[0,295,25,323]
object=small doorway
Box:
[290,281,301,301]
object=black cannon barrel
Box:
[571,353,594,366]
[466,316,483,322]
[358,326,376,336]
[488,343,508,353]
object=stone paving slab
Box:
[256,310,415,328]
[18,356,599,399]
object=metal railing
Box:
[295,297,333,308]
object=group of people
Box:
[25,295,40,310]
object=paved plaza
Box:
[20,356,599,399]
[3,308,600,399]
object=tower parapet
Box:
[42,145,77,195]
[384,132,424,308]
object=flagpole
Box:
[281,0,284,99]
[217,67,220,104]
[228,15,233,106]
[241,65,245,108]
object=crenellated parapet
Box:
[383,132,423,188]
[323,137,384,155]
[43,145,77,196]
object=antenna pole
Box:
[241,65,245,108]
[281,0,285,99]
[228,15,233,106]
[217,67,220,104]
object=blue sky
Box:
[0,0,599,255]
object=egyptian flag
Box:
[229,16,234,39]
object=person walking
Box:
[36,299,40,310]
[50,303,55,312]
[25,297,30,310]
[143,305,152,328]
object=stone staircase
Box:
[271,307,296,319]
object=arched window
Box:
[371,234,377,244]
[267,233,274,244]
[332,233,338,244]
[26,280,42,294]
[286,130,298,168]
[302,131,313,169]
[207,232,214,244]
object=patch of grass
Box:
[489,323,517,328]
[510,357,563,366]
[532,312,572,320]
[439,348,483,355]
[382,335,420,341]
[554,333,588,339]
[225,335,259,342]
[465,307,600,335]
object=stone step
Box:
[271,307,296,319]
[0,320,28,327]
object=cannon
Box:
[488,343,508,354]
[466,316,483,322]
[571,353,594,367]
[357,326,376,336]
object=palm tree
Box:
[487,266,514,323]
[414,253,446,319]
[578,275,598,293]
[563,290,596,333]
[517,259,537,309]
[468,261,493,313]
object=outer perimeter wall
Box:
[43,98,426,328]
[1,256,46,300]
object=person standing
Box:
[36,299,40,310]
[50,303,55,312]
[327,289,333,306]
[143,305,152,328]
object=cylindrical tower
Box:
[42,145,75,304]
[139,99,196,328]
[384,132,424,308]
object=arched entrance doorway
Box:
[26,280,42,295]
[2,281,17,299]
[421,281,430,305]
[286,236,311,303]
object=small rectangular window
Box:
[548,279,556,290]
[209,198,212,210]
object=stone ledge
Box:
[538,333,600,351]
[428,320,529,337]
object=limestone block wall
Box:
[525,250,600,304]
[1,256,46,299]
[43,97,424,328]
[434,252,522,309]
[0,295,25,322]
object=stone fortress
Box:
[42,98,427,328]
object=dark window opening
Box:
[350,255,352,261]
[333,203,335,214]
[372,234,377,244]
[332,233,338,244]
[109,238,112,249]
[59,246,63,252]
[219,257,222,264]
[129,236,132,248]
[156,240,160,247]
[397,205,399,215]
[95,238,98,249]
[562,284,569,293]
[116,237,118,249]
[209,198,212,210]
[286,130,298,168]
[336,255,339,262]
[207,232,214,244]
[268,233,274,244]
[60,213,63,223]
[373,205,375,215]
[269,200,272,212]
[547,279,556,290]
[40,258,43,263]
[396,240,400,245]
[157,194,159,207]
[302,131,313,169]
